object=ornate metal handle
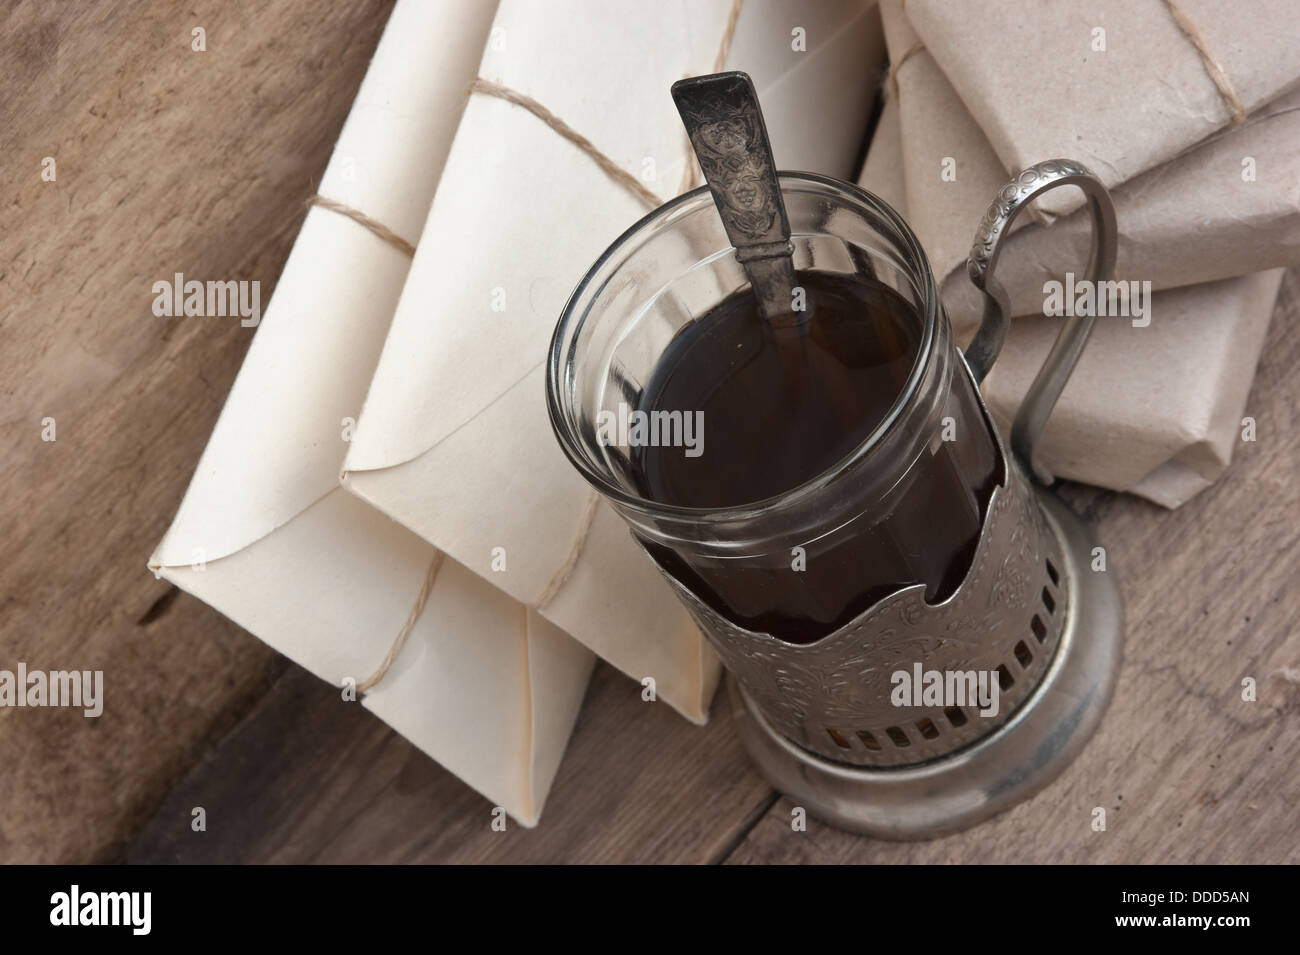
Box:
[964,160,1118,484]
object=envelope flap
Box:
[151,222,410,568]
[343,0,738,473]
[152,0,498,567]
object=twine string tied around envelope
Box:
[885,41,924,103]
[320,1,744,691]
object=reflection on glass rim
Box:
[546,171,942,523]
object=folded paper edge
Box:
[340,3,889,478]
[521,607,597,827]
[342,457,719,726]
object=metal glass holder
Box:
[714,161,1125,838]
[726,460,1122,838]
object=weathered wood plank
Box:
[0,0,395,863]
[127,662,774,864]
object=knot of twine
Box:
[320,0,743,692]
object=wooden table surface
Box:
[4,1,1297,865]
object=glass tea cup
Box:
[547,165,1114,648]
[549,172,996,645]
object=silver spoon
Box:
[671,71,799,322]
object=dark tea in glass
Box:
[548,173,1005,646]
[628,269,998,643]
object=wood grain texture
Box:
[127,662,775,864]
[0,0,395,863]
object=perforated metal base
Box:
[728,487,1123,840]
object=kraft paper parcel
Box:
[905,0,1300,219]
[341,0,885,722]
[858,75,1285,508]
[149,0,595,827]
[878,0,1300,334]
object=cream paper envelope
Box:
[859,86,1286,508]
[878,0,1300,332]
[342,0,884,722]
[905,0,1300,218]
[148,0,595,826]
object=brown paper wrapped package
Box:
[859,73,1285,508]
[906,0,1300,218]
[879,0,1300,334]
[149,0,596,827]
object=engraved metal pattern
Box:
[962,159,1118,485]
[672,72,799,322]
[645,441,1069,769]
[689,116,778,242]
[672,73,790,247]
[966,159,1092,286]
[726,487,1123,838]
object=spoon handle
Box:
[671,72,798,321]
